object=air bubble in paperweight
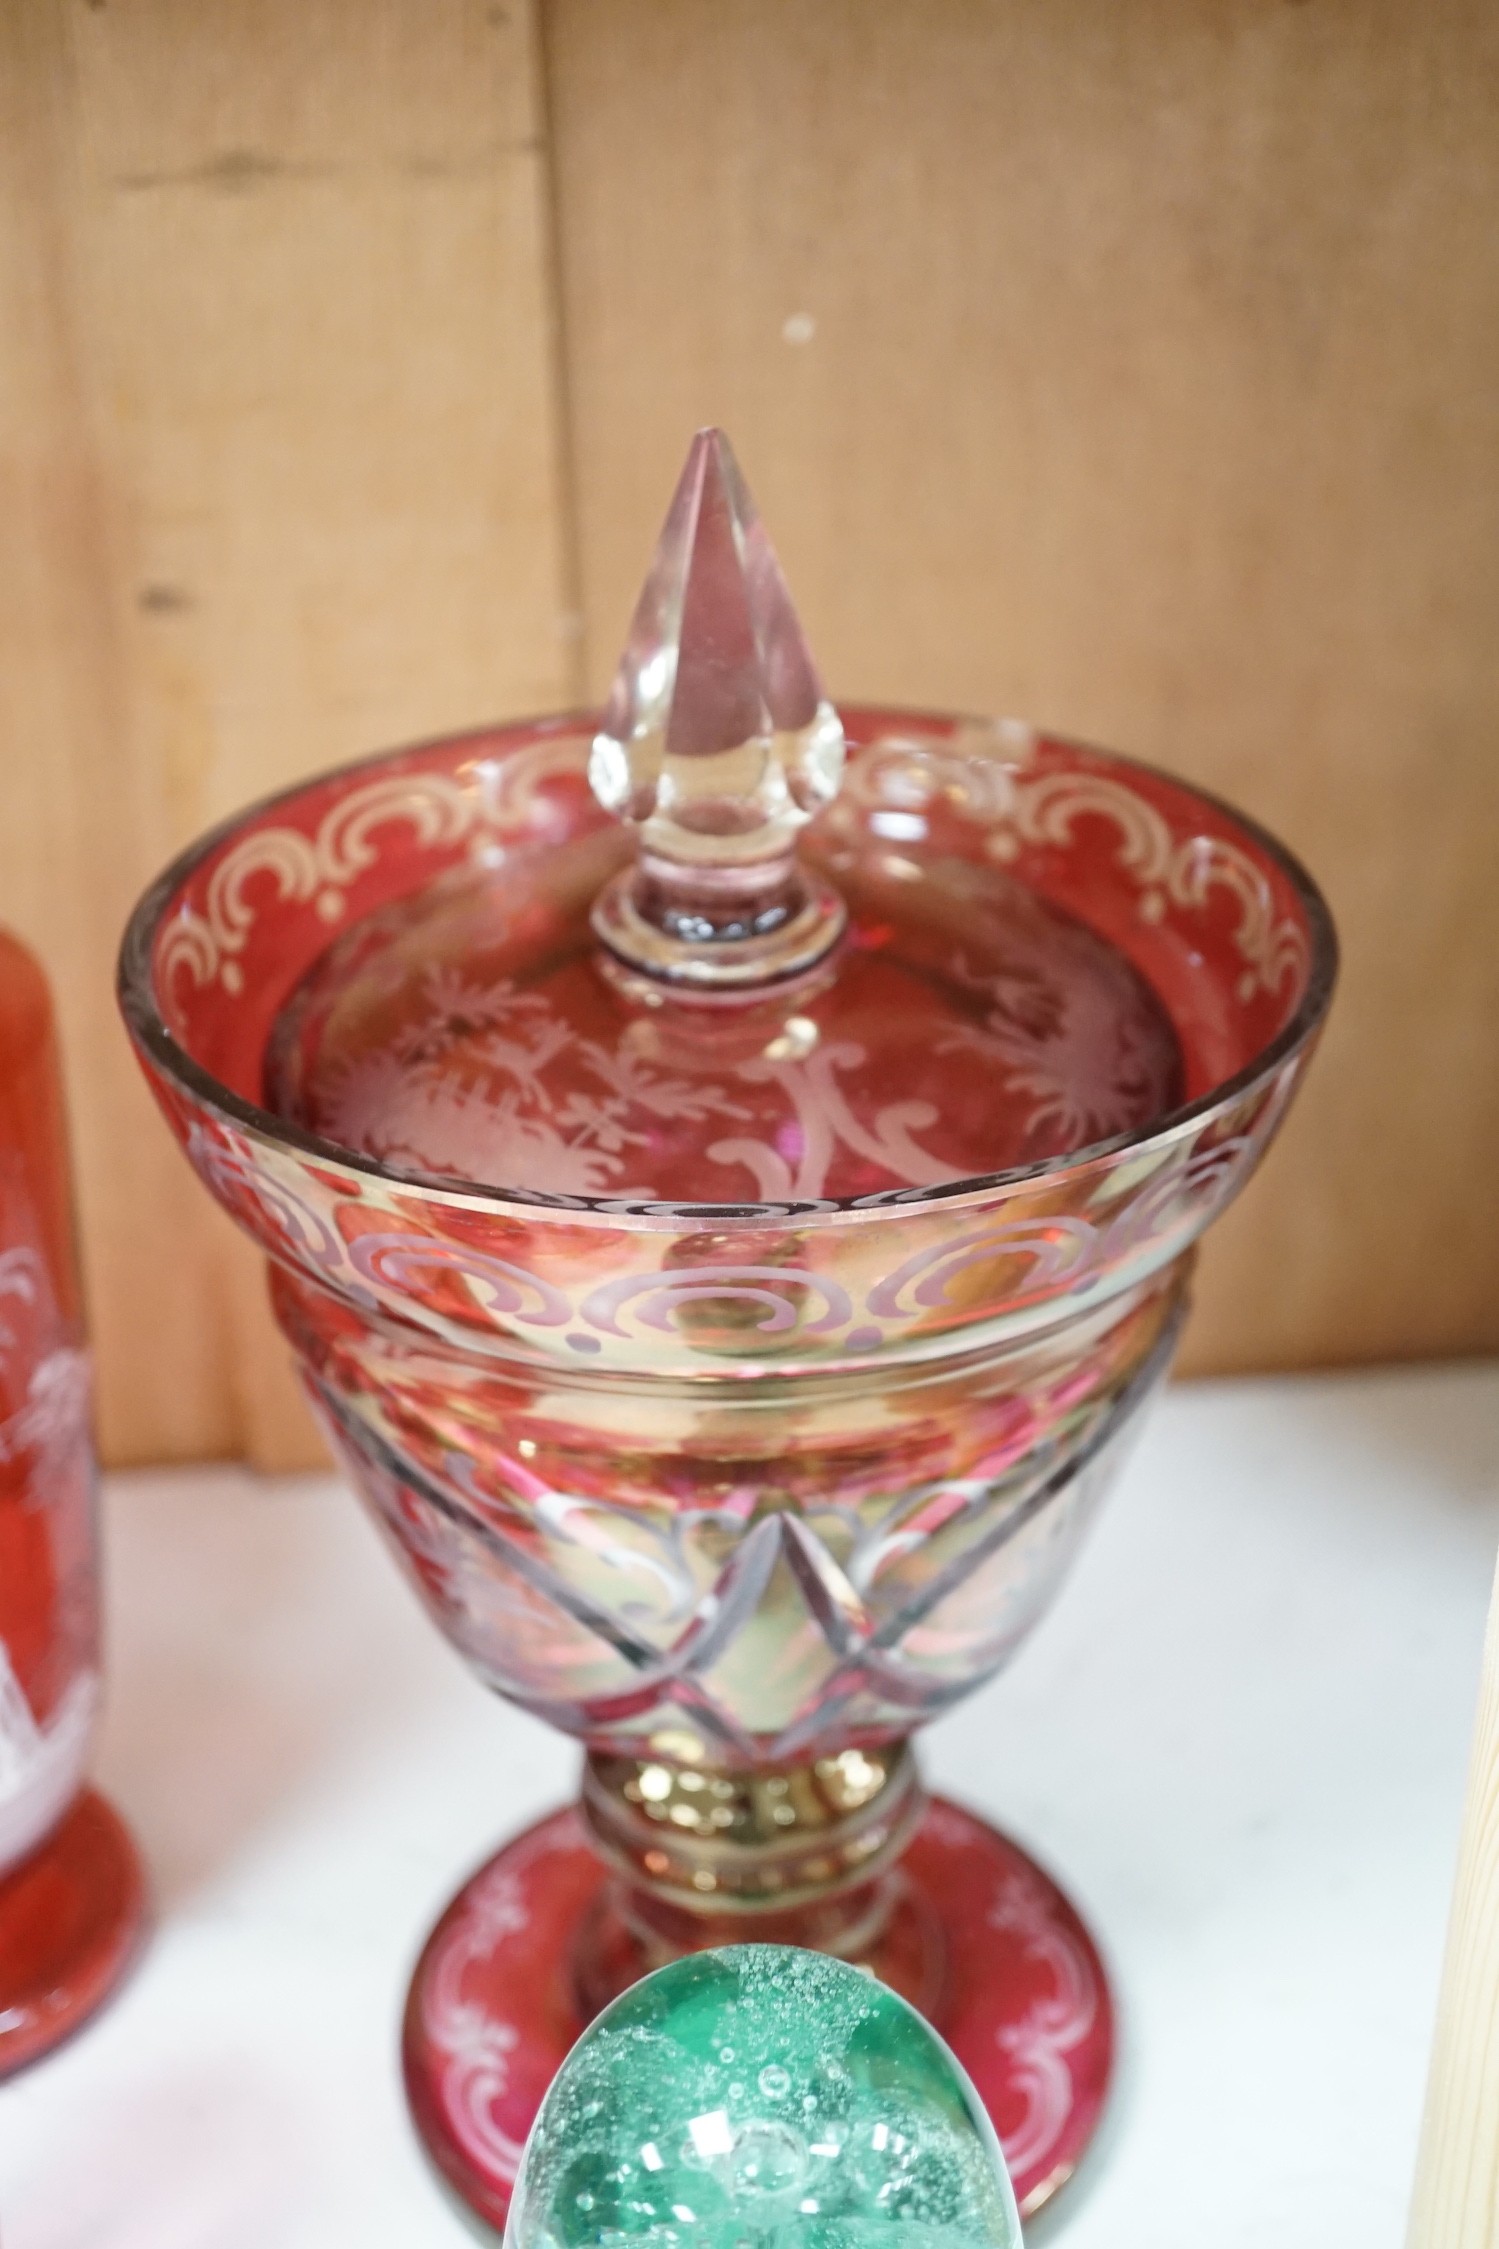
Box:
[503,1946,1022,2249]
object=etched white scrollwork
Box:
[724,1042,968,1201]
[420,1812,584,2187]
[845,741,1309,1000]
[866,1218,1099,1321]
[346,1231,573,1329]
[988,1870,1100,2182]
[160,772,481,994]
[423,1860,531,2182]
[161,740,598,1002]
[184,1119,348,1278]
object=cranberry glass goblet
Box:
[119,433,1334,2227]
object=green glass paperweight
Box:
[504,1945,1022,2249]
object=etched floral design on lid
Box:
[263,431,1185,1206]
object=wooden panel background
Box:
[0,0,1495,1466]
[0,0,577,1464]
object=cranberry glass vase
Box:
[0,930,144,2074]
[118,434,1335,2227]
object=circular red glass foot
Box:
[403,1797,1113,2233]
[0,1788,147,2078]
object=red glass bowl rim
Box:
[117,704,1339,1226]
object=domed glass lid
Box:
[264,433,1183,1205]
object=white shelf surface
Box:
[2,1362,1497,2246]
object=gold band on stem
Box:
[581,1742,926,1913]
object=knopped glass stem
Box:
[573,1741,946,2020]
[591,847,846,990]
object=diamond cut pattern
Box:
[311,1342,1161,1768]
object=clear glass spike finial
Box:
[590,429,848,989]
